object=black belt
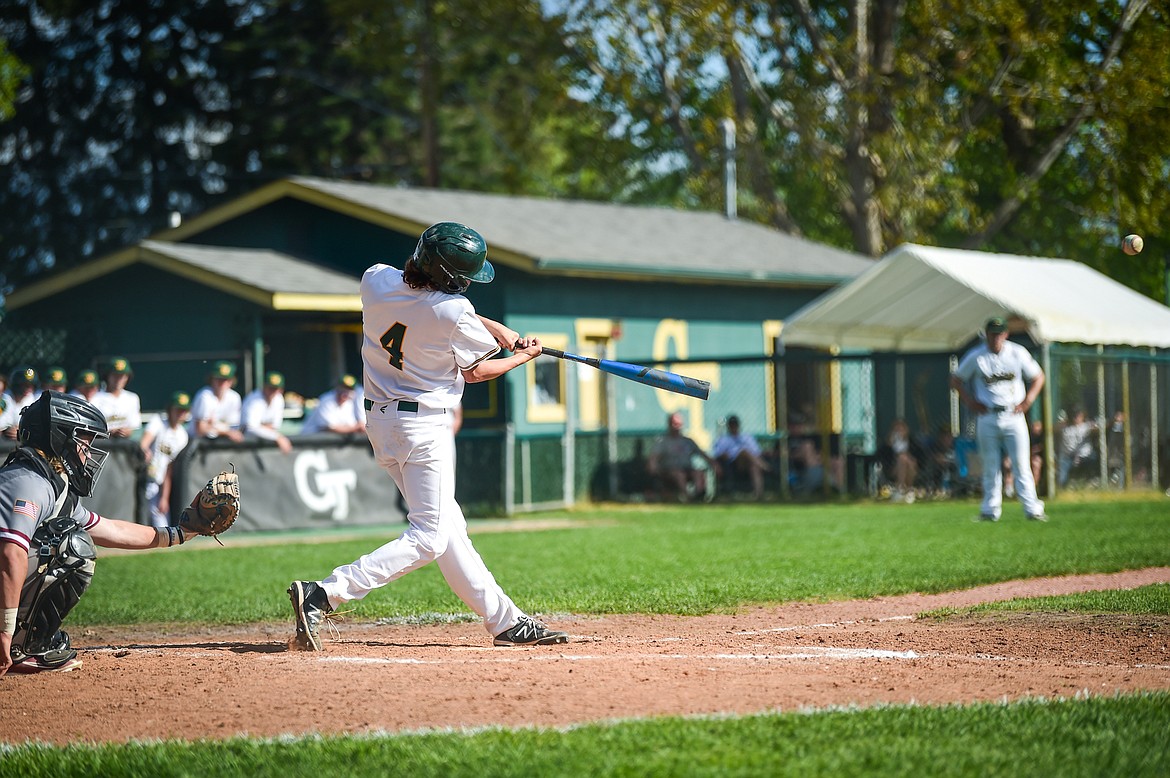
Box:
[982,405,1011,414]
[364,398,419,413]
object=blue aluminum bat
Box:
[539,347,710,400]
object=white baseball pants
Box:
[976,411,1045,519]
[319,408,524,636]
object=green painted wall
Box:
[7,196,844,436]
[8,263,354,411]
[485,264,827,442]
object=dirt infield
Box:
[3,567,1168,745]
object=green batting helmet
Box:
[412,222,494,294]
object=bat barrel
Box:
[537,346,709,400]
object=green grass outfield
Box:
[9,495,1169,775]
[74,495,1170,625]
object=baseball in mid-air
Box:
[1122,234,1144,255]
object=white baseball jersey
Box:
[186,385,242,437]
[3,391,38,427]
[143,416,190,485]
[319,261,529,638]
[240,389,285,440]
[300,388,362,434]
[953,340,1041,409]
[93,389,142,432]
[360,264,499,409]
[0,463,97,554]
[711,431,762,461]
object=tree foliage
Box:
[0,37,28,120]
[0,0,627,296]
[2,0,1168,305]
[214,0,611,191]
[0,0,248,290]
[562,0,1170,298]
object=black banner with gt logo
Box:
[173,435,406,531]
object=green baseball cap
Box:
[108,356,133,375]
[265,371,286,389]
[985,317,1008,334]
[210,361,237,379]
[171,391,192,409]
[339,374,357,389]
[10,366,37,387]
[45,366,68,386]
[75,369,99,388]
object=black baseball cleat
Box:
[977,514,999,522]
[288,580,332,651]
[493,616,569,647]
[9,654,83,673]
[1026,513,1049,522]
[10,631,81,673]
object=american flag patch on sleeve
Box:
[13,499,40,521]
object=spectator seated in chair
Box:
[710,415,770,500]
[1057,407,1098,487]
[647,412,715,502]
[876,418,925,502]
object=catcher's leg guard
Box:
[10,515,96,663]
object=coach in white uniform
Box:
[950,317,1047,521]
[288,222,569,649]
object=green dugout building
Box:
[4,177,874,515]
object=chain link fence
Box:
[465,346,1170,515]
[0,325,69,372]
[4,324,1166,519]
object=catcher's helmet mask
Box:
[19,390,110,497]
[412,222,494,295]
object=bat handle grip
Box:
[513,339,563,359]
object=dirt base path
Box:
[4,567,1169,745]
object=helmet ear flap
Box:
[430,257,472,294]
[17,391,54,452]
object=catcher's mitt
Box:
[178,466,240,542]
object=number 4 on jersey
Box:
[379,322,407,370]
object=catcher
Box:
[0,391,239,676]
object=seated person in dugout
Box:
[647,412,715,502]
[789,435,844,496]
[710,414,770,499]
[876,418,925,502]
[924,425,959,496]
[1057,407,1098,486]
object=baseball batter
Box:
[950,317,1047,521]
[289,222,568,649]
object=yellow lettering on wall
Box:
[763,320,783,433]
[574,318,617,431]
[652,320,719,449]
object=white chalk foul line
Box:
[319,646,921,666]
[733,615,915,636]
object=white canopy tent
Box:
[778,243,1170,497]
[780,243,1170,352]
